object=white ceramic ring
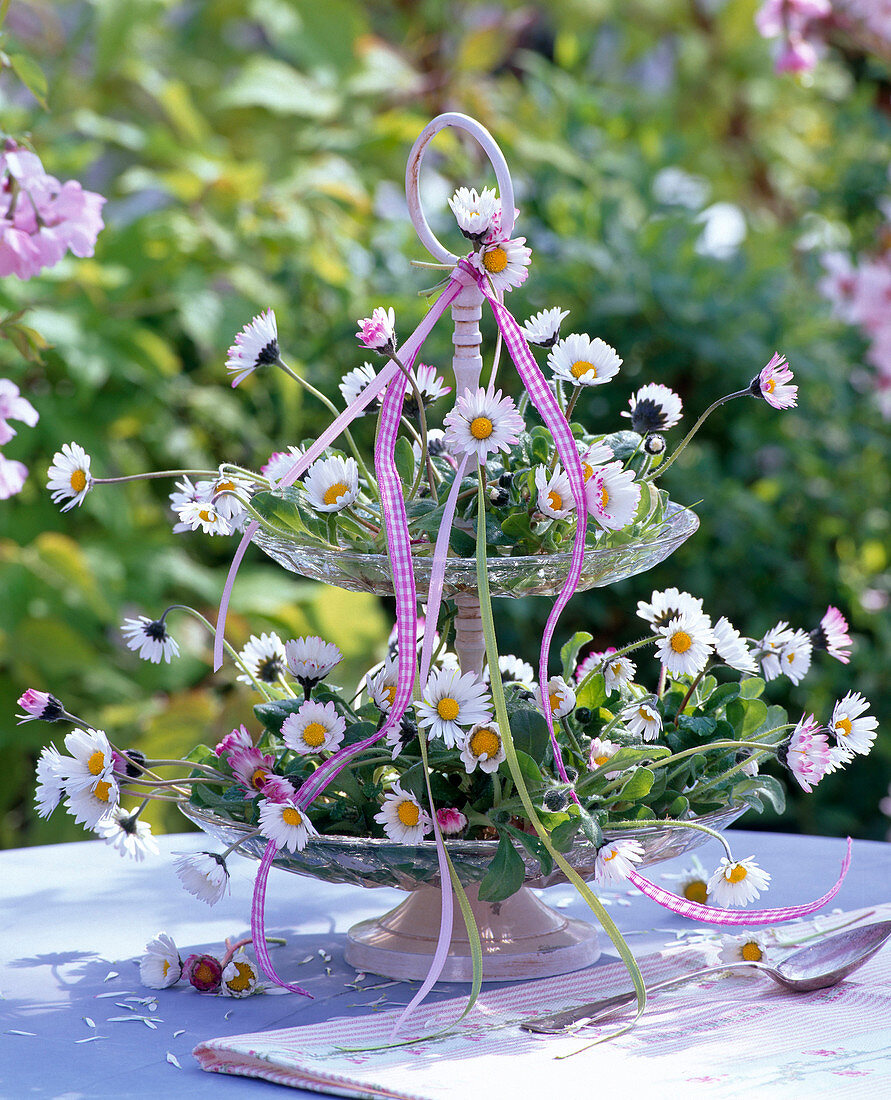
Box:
[404,112,515,264]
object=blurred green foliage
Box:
[0,0,888,847]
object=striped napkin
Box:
[194,906,891,1100]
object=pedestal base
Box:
[345,884,600,983]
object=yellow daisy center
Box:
[94,779,112,803]
[396,799,420,828]
[383,684,397,706]
[226,962,254,992]
[670,630,693,654]
[437,697,461,722]
[571,360,596,379]
[602,849,618,862]
[741,941,763,962]
[593,753,610,767]
[162,960,171,976]
[638,707,652,721]
[483,246,508,274]
[787,651,796,663]
[683,880,708,904]
[194,961,216,984]
[301,722,327,748]
[582,461,594,481]
[250,767,269,791]
[87,749,106,776]
[549,692,562,713]
[764,379,776,393]
[198,508,214,523]
[216,479,236,493]
[469,727,500,759]
[470,416,494,440]
[599,484,610,509]
[282,806,303,827]
[323,482,348,506]
[835,717,852,737]
[547,490,563,511]
[70,469,87,493]
[725,864,748,884]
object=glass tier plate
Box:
[181,802,745,892]
[252,500,699,598]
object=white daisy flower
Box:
[169,475,207,533]
[366,658,399,712]
[778,629,813,685]
[637,587,706,631]
[281,699,346,755]
[757,621,796,680]
[17,688,65,723]
[122,615,180,664]
[588,737,622,779]
[602,653,636,693]
[655,614,716,677]
[407,364,450,408]
[713,617,757,674]
[416,667,492,749]
[534,465,576,520]
[622,383,684,433]
[140,932,182,989]
[173,851,230,906]
[784,713,832,793]
[258,798,318,853]
[459,721,506,774]
[813,605,852,664]
[356,306,396,354]
[578,440,614,483]
[95,807,160,861]
[303,454,359,513]
[46,442,93,511]
[522,307,569,348]
[585,461,641,532]
[64,773,120,830]
[63,727,114,791]
[718,932,778,966]
[830,692,878,755]
[826,743,855,774]
[483,654,536,689]
[623,701,663,741]
[443,386,525,462]
[411,427,447,467]
[221,956,260,997]
[374,783,432,844]
[548,334,622,387]
[176,500,232,536]
[751,352,797,411]
[34,744,68,818]
[546,676,576,719]
[660,858,711,904]
[285,635,343,685]
[236,632,288,686]
[594,839,644,885]
[339,362,378,410]
[470,235,531,293]
[226,309,279,387]
[261,446,304,483]
[436,807,468,836]
[706,856,771,908]
[196,472,250,529]
[449,185,499,241]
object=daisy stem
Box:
[92,469,217,485]
[162,604,276,700]
[491,772,503,807]
[560,715,584,760]
[142,759,228,776]
[487,326,504,390]
[656,664,668,699]
[130,797,152,819]
[675,666,707,715]
[604,817,735,861]
[346,506,381,534]
[276,357,379,500]
[124,775,229,789]
[547,392,579,474]
[645,389,750,482]
[221,830,262,858]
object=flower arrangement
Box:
[15,119,875,1023]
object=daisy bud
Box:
[644,432,666,456]
[810,605,852,664]
[225,309,279,387]
[356,307,396,355]
[113,748,146,779]
[436,807,467,836]
[183,953,223,993]
[543,788,570,812]
[17,689,65,723]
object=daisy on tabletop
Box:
[183,953,223,992]
[258,798,318,853]
[122,615,180,664]
[236,632,288,686]
[222,956,260,997]
[830,692,878,755]
[548,333,622,388]
[623,383,683,433]
[442,386,524,462]
[226,309,279,387]
[375,784,432,844]
[416,666,492,749]
[522,306,569,348]
[281,699,346,755]
[303,454,359,513]
[173,852,230,906]
[718,931,779,967]
[46,441,92,511]
[140,933,182,990]
[594,839,644,885]
[460,721,506,774]
[534,465,575,520]
[707,856,771,908]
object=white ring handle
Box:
[405,112,515,264]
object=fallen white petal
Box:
[166,1053,182,1069]
[84,1017,96,1028]
[103,971,119,982]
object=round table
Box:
[2,829,888,1098]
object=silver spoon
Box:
[520,919,891,1035]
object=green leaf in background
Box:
[619,766,655,801]
[577,672,607,710]
[394,436,415,491]
[508,707,551,763]
[560,630,593,681]
[477,831,526,902]
[8,52,48,108]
